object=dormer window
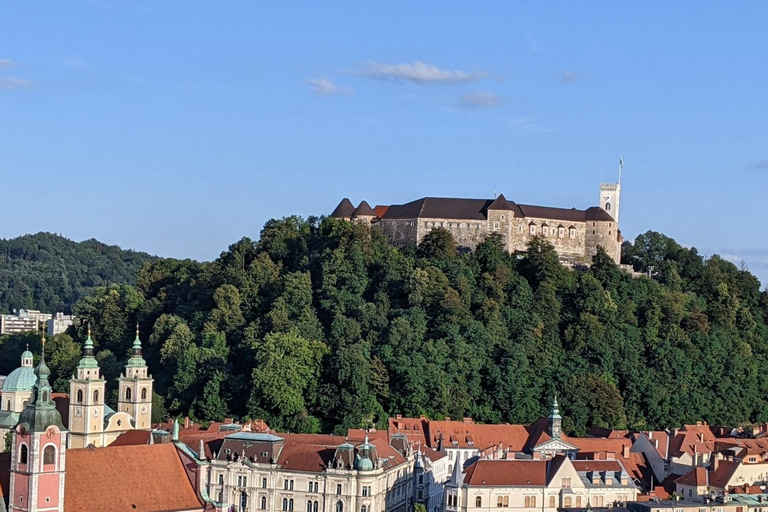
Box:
[569,228,576,239]
[529,224,536,235]
[558,227,565,238]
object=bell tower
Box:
[68,326,106,448]
[117,326,153,430]
[9,336,68,512]
[548,395,562,440]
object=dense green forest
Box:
[0,232,156,314]
[3,220,767,436]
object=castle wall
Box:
[585,220,621,263]
[416,218,491,251]
[378,219,419,247]
[507,217,588,260]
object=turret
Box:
[118,325,154,429]
[548,395,562,439]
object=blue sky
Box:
[2,2,768,284]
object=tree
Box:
[417,228,456,260]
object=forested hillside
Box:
[0,232,156,313]
[19,218,768,436]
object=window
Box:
[558,227,565,238]
[497,496,509,507]
[308,502,314,512]
[337,501,344,512]
[262,497,267,510]
[125,387,132,400]
[141,388,147,400]
[284,479,294,490]
[525,496,536,507]
[561,477,571,488]
[93,390,99,403]
[476,497,482,507]
[284,499,289,511]
[494,222,499,229]
[363,486,371,497]
[19,444,28,465]
[241,492,248,512]
[314,502,319,512]
[290,499,294,511]
[263,478,267,488]
[606,202,611,211]
[362,506,368,512]
[543,226,548,236]
[43,445,56,466]
[238,476,248,487]
[529,225,536,235]
[336,484,342,496]
[594,496,604,507]
[564,497,571,508]
[569,228,575,239]
[5,400,9,410]
[518,225,523,232]
[219,474,224,484]
[576,497,581,507]
[592,230,596,235]
[549,496,555,508]
[76,389,83,404]
[501,215,505,220]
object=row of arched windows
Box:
[18,444,56,467]
[124,387,148,401]
[75,389,100,404]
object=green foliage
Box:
[0,232,155,314]
[63,221,768,433]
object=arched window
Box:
[44,445,56,466]
[76,389,83,404]
[283,498,288,511]
[19,444,28,464]
[125,388,132,401]
[308,501,313,512]
[43,391,49,402]
[240,492,248,512]
[313,502,318,512]
[93,390,99,403]
[337,501,344,512]
[362,506,368,512]
[5,400,10,410]
[606,202,611,211]
[475,497,482,507]
[261,497,267,510]
[289,499,294,511]
[141,388,147,400]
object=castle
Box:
[331,182,623,264]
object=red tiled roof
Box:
[675,467,708,487]
[572,461,622,472]
[709,460,741,488]
[109,429,152,446]
[388,417,429,446]
[463,459,548,486]
[374,205,389,218]
[426,420,530,452]
[64,444,203,512]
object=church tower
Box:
[548,395,562,440]
[117,326,153,430]
[9,337,68,512]
[68,327,106,448]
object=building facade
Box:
[331,183,622,264]
[1,310,52,335]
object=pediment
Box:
[533,439,579,452]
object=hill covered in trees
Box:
[0,232,157,314]
[20,219,768,436]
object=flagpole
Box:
[619,155,623,186]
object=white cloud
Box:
[0,59,17,69]
[459,91,504,108]
[0,77,36,90]
[361,61,484,85]
[309,78,352,96]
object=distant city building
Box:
[331,182,623,264]
[46,313,74,336]
[0,309,52,334]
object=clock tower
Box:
[548,395,562,440]
[117,326,153,430]
[9,337,68,512]
[599,182,621,224]
[68,327,106,448]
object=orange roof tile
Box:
[109,429,153,446]
[463,459,548,486]
[64,444,203,512]
[675,467,708,487]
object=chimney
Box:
[699,433,704,443]
[184,416,190,429]
[419,415,426,419]
[654,439,659,449]
[445,416,451,421]
[606,452,616,461]
[225,417,234,424]
[396,414,402,420]
[623,444,630,458]
[648,431,653,440]
[463,418,473,424]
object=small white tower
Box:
[68,326,107,448]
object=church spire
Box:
[17,335,65,432]
[126,323,147,368]
[77,323,100,370]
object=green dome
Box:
[3,366,37,392]
[354,454,374,471]
[21,350,33,360]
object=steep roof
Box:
[709,460,741,488]
[487,194,516,211]
[110,429,153,446]
[331,198,355,218]
[584,206,615,221]
[352,201,376,217]
[426,420,530,452]
[374,205,390,218]
[388,416,429,446]
[463,459,548,486]
[64,444,203,512]
[675,467,708,487]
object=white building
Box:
[0,309,51,334]
[47,313,74,335]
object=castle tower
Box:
[68,327,106,448]
[117,326,153,429]
[548,395,562,439]
[9,337,68,512]
[599,182,621,224]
